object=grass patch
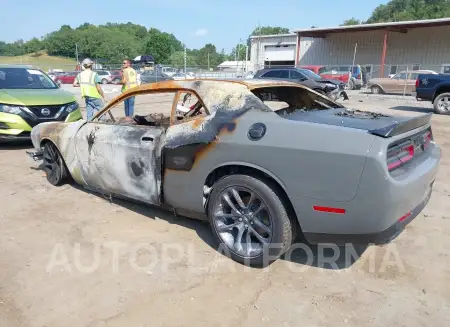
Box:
[0,51,77,72]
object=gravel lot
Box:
[1,85,449,327]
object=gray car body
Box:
[30,79,441,244]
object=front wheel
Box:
[208,174,295,267]
[42,142,69,186]
[433,93,450,115]
[101,78,108,84]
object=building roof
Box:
[249,33,296,39]
[294,17,450,37]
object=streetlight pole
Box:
[184,44,187,74]
[75,43,79,70]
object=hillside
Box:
[0,51,76,71]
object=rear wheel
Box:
[56,79,62,86]
[208,174,295,267]
[371,85,383,94]
[346,79,355,90]
[42,142,69,186]
[433,93,450,115]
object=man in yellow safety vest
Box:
[121,59,138,117]
[73,58,106,120]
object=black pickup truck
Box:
[415,73,450,114]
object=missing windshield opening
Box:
[251,86,343,115]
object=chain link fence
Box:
[19,59,449,97]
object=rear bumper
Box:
[303,181,433,244]
[291,141,441,245]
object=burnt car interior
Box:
[252,86,343,116]
[95,91,207,129]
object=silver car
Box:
[27,79,441,266]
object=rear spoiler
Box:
[369,113,432,138]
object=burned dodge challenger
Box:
[27,79,441,266]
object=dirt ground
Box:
[1,87,450,327]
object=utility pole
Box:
[245,43,249,73]
[208,52,210,71]
[184,44,187,74]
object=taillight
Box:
[423,130,432,149]
[387,143,415,171]
[415,78,419,89]
[357,73,361,79]
[387,129,433,172]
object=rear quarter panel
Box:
[163,109,376,213]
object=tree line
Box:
[0,23,289,67]
[341,0,450,25]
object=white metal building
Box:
[294,18,450,77]
[250,33,301,71]
[250,18,450,77]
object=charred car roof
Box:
[95,79,310,118]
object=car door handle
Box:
[141,136,154,142]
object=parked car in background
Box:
[0,65,82,140]
[300,65,327,75]
[320,65,364,90]
[368,70,438,95]
[161,67,177,77]
[415,72,450,114]
[110,70,122,84]
[96,70,114,84]
[172,73,195,80]
[254,67,348,101]
[47,71,65,81]
[54,71,78,85]
[140,70,173,84]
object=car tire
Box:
[371,85,383,94]
[207,174,295,267]
[433,93,450,115]
[42,142,69,186]
[56,79,62,86]
[347,79,355,90]
[101,78,108,84]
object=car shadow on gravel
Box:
[389,105,433,114]
[281,239,368,270]
[70,183,216,246]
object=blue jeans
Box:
[124,96,135,117]
[85,97,103,121]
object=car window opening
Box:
[251,86,343,116]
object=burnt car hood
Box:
[281,108,432,138]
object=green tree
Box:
[144,28,183,63]
[363,0,450,24]
[25,38,44,55]
[231,44,247,61]
[251,26,290,36]
[340,18,362,26]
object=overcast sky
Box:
[1,0,387,51]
